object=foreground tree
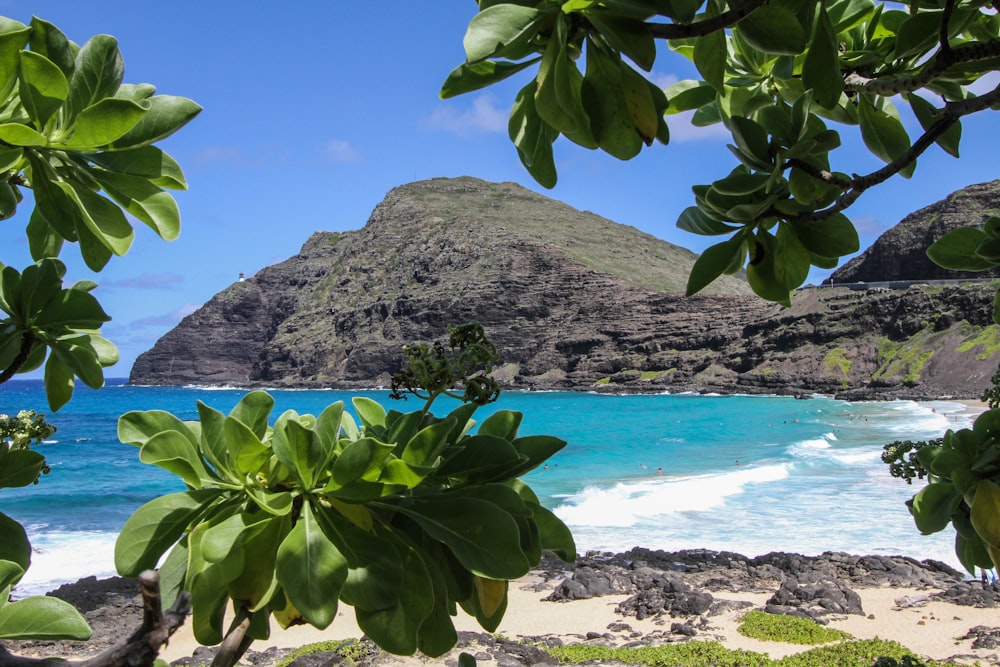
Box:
[0,14,199,667]
[444,0,1000,304]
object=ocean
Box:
[0,379,979,596]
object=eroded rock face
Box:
[829,179,1000,283]
[130,177,1000,399]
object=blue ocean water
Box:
[0,379,979,596]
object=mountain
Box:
[829,179,1000,283]
[130,177,999,399]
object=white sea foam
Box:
[554,464,789,528]
[13,531,118,598]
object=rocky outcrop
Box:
[130,177,1000,399]
[829,179,1000,283]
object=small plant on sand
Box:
[115,323,575,667]
[738,610,852,645]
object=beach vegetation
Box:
[956,326,1000,360]
[115,323,574,667]
[543,636,954,666]
[446,0,1000,307]
[737,609,852,644]
[823,348,852,389]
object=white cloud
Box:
[324,139,362,163]
[425,93,508,136]
[104,272,185,289]
[666,110,731,143]
[130,304,200,328]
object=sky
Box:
[2,1,998,379]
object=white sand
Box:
[157,576,1000,666]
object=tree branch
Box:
[0,571,190,667]
[648,0,768,39]
[0,332,35,385]
[844,40,1000,96]
[787,83,1000,224]
[786,159,852,189]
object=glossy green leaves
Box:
[116,391,574,658]
[902,409,1000,573]
[928,216,1000,323]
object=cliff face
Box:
[829,179,1000,283]
[130,177,1000,399]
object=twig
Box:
[0,571,190,667]
[844,41,1000,96]
[648,0,768,39]
[0,332,35,385]
[786,83,1000,224]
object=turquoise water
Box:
[0,379,977,595]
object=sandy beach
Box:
[150,574,1000,666]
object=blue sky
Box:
[2,1,998,378]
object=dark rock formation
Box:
[130,177,1000,399]
[829,179,1000,283]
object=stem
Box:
[210,606,255,667]
[786,83,1000,224]
[843,41,1000,96]
[0,332,35,385]
[649,0,768,39]
[0,571,190,667]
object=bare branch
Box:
[844,40,1000,95]
[0,572,190,667]
[0,332,35,385]
[940,0,955,58]
[787,83,1000,224]
[785,159,852,189]
[649,0,768,39]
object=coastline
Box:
[9,549,1000,667]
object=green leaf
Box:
[509,435,566,476]
[437,434,523,480]
[478,410,523,440]
[0,123,47,147]
[43,355,75,412]
[737,5,807,55]
[971,480,1000,547]
[529,502,576,561]
[275,503,347,629]
[118,409,198,448]
[893,11,942,60]
[0,450,46,488]
[910,482,961,535]
[353,396,387,430]
[88,145,188,189]
[582,41,642,160]
[729,116,772,168]
[115,490,217,576]
[0,595,91,640]
[63,98,147,148]
[272,416,322,489]
[774,223,811,289]
[354,544,435,656]
[0,19,31,98]
[18,50,69,128]
[53,181,134,256]
[331,437,395,486]
[687,235,746,296]
[0,512,31,573]
[693,27,726,92]
[109,95,202,149]
[441,59,539,98]
[391,496,530,579]
[138,429,212,488]
[907,94,960,158]
[664,80,716,114]
[585,9,656,71]
[33,287,110,329]
[402,418,456,467]
[676,206,737,235]
[28,17,75,77]
[65,35,123,123]
[802,5,843,109]
[90,169,180,241]
[927,227,995,271]
[464,5,542,62]
[509,81,557,188]
[790,213,859,259]
[857,98,914,177]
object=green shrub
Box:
[738,610,852,645]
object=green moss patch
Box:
[738,610,852,645]
[822,348,852,389]
[957,326,1000,360]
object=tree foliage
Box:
[0,16,200,410]
[116,324,574,667]
[445,0,1000,304]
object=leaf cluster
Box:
[900,408,1000,574]
[0,16,199,404]
[114,390,574,660]
[390,322,502,409]
[881,438,939,484]
[928,216,1000,323]
[446,0,1000,304]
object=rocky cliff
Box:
[130,177,1000,399]
[829,179,1000,283]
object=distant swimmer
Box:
[639,463,648,470]
[657,467,663,475]
[736,459,740,466]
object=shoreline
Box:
[8,549,1000,666]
